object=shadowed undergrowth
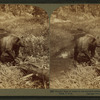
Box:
[50,4,100,89]
[0,4,49,89]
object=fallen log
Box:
[19,63,49,82]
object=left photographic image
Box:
[0,4,49,89]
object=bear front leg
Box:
[6,50,15,60]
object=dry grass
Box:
[0,63,46,88]
[50,4,100,89]
[50,64,100,89]
[0,4,49,89]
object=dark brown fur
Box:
[0,35,24,63]
[74,34,100,64]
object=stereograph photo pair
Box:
[0,4,99,96]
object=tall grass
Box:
[0,4,49,89]
[50,4,100,89]
[50,64,100,89]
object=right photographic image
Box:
[50,4,100,89]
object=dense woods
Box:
[0,4,48,18]
[53,4,100,18]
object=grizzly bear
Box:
[74,34,100,64]
[0,35,24,63]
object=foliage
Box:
[0,4,49,89]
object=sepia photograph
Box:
[0,4,49,89]
[50,4,100,89]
